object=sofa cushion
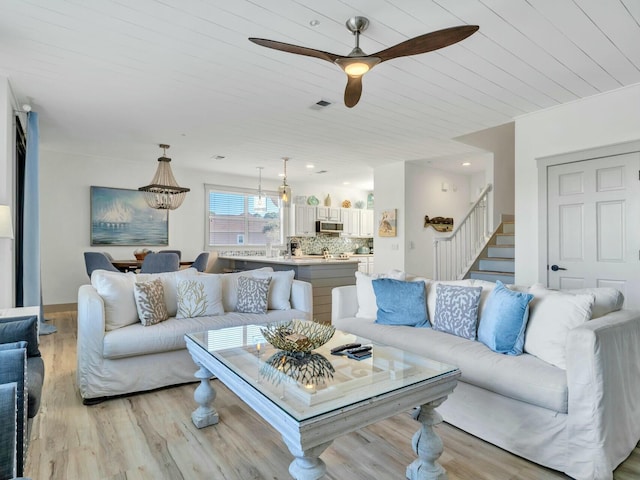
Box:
[477,281,534,355]
[253,269,295,310]
[176,275,224,319]
[91,270,138,331]
[432,284,482,340]
[136,268,199,317]
[0,315,40,357]
[355,270,407,319]
[102,309,308,359]
[372,278,428,327]
[220,267,274,312]
[333,316,568,414]
[524,285,595,369]
[236,276,271,314]
[134,279,169,326]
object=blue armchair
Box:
[0,315,44,480]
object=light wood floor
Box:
[25,311,640,480]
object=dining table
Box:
[111,259,193,273]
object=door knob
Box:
[550,264,567,271]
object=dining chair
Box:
[190,252,210,272]
[84,252,120,278]
[140,252,180,274]
[158,249,182,260]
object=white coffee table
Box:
[185,324,460,480]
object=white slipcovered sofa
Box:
[332,274,640,480]
[77,267,312,403]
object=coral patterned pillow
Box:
[432,284,482,340]
[176,275,224,318]
[133,278,169,326]
[236,276,271,314]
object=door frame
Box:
[536,139,640,285]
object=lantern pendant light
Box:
[279,157,291,206]
[254,167,267,212]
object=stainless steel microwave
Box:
[316,220,344,234]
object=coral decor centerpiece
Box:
[261,319,335,353]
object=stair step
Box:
[495,233,514,246]
[487,245,514,258]
[502,222,515,234]
[469,270,515,284]
[479,258,515,273]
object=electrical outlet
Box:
[391,243,399,251]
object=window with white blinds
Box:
[206,184,282,246]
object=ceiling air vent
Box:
[310,99,332,111]
[316,170,328,174]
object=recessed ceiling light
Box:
[309,19,320,27]
[343,181,350,185]
[278,173,285,177]
[306,164,314,169]
[462,162,471,166]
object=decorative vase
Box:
[325,194,331,207]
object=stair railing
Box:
[433,184,492,281]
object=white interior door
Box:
[547,152,640,308]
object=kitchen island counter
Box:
[217,255,359,324]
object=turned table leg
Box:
[283,437,333,480]
[191,363,219,429]
[406,398,448,480]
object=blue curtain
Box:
[24,112,56,334]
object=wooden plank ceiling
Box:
[0,0,638,188]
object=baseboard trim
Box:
[44,303,77,314]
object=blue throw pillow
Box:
[432,284,483,340]
[0,315,40,357]
[372,278,428,327]
[477,281,534,355]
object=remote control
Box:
[347,350,372,360]
[330,343,361,355]
[345,345,372,355]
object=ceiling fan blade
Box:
[374,25,479,63]
[249,38,340,63]
[344,75,363,108]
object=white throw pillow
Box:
[176,274,224,318]
[220,267,274,312]
[524,285,595,369]
[253,269,294,310]
[564,287,624,318]
[355,270,407,319]
[91,270,138,331]
[136,268,199,317]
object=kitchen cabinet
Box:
[293,205,317,236]
[340,208,361,237]
[316,207,341,221]
[360,209,375,237]
[356,256,374,274]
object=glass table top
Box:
[186,323,458,422]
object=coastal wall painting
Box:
[90,186,169,246]
[378,209,397,237]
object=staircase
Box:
[467,220,515,284]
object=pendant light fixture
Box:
[279,157,291,207]
[139,144,190,210]
[254,167,267,213]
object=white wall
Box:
[405,163,474,277]
[40,150,371,305]
[372,162,405,273]
[515,82,640,285]
[456,122,514,227]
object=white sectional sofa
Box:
[77,267,312,403]
[332,274,640,480]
